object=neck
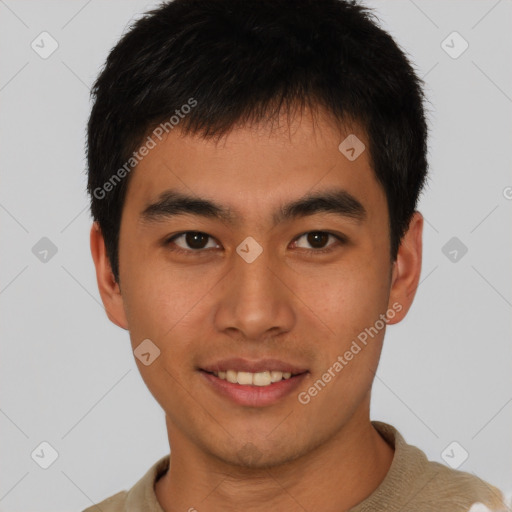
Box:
[155,411,394,511]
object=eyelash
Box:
[163,231,346,256]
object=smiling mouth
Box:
[199,367,309,407]
[203,369,304,386]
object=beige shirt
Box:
[83,421,507,512]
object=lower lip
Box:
[200,370,308,407]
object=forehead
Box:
[123,108,385,223]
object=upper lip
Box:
[200,357,308,375]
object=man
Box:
[84,0,506,510]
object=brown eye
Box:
[184,232,210,249]
[294,231,340,251]
[167,232,219,252]
[308,232,329,249]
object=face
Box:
[92,108,422,469]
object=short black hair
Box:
[87,0,430,284]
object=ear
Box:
[386,212,423,324]
[90,221,129,330]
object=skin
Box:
[90,106,423,512]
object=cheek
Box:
[298,257,390,332]
[120,255,220,355]
[123,274,184,340]
[295,266,389,416]
[120,264,205,404]
[293,258,391,401]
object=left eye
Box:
[293,231,341,251]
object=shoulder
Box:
[371,421,507,511]
[419,460,507,511]
[79,455,170,512]
[81,490,128,512]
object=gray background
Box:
[1,0,511,510]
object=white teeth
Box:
[212,369,295,386]
[226,370,238,384]
[270,370,283,382]
[253,371,271,386]
[236,371,253,385]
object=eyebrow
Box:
[139,188,367,227]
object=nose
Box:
[212,243,296,342]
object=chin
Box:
[210,436,308,470]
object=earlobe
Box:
[386,212,423,325]
[90,222,129,330]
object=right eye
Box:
[164,231,221,254]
